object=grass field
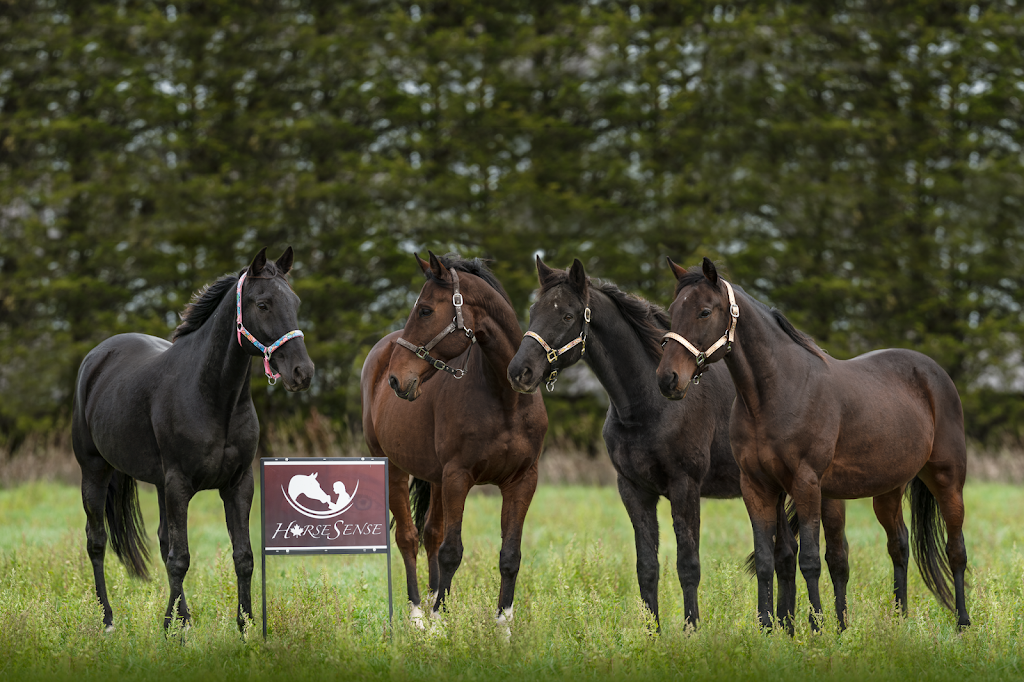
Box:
[2,480,1024,681]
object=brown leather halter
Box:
[395,269,476,379]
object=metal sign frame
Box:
[260,456,393,639]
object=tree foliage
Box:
[2,0,1024,448]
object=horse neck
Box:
[582,289,668,423]
[471,285,529,405]
[182,284,254,412]
[723,288,811,418]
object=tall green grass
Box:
[2,481,1024,680]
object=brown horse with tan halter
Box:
[657,257,971,632]
[361,252,546,632]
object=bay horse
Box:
[507,257,850,632]
[657,257,970,631]
[72,247,314,632]
[361,252,546,632]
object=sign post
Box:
[260,457,392,639]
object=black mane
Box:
[172,274,238,341]
[426,253,512,306]
[540,269,669,363]
[674,265,825,360]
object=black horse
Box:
[72,247,314,633]
[507,258,850,631]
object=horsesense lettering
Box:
[271,519,384,541]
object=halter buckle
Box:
[546,348,558,364]
[432,358,447,370]
[730,304,740,318]
[415,347,428,360]
[584,307,591,323]
[545,370,558,392]
[695,352,706,367]
[693,372,702,385]
[453,292,464,307]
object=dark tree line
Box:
[2,0,1024,451]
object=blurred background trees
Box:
[3,0,1024,454]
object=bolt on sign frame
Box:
[260,457,393,639]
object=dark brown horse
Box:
[507,257,849,633]
[361,252,546,633]
[657,258,971,631]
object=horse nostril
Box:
[294,366,306,382]
[388,376,399,392]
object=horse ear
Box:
[702,257,719,286]
[275,246,294,275]
[248,247,268,276]
[567,258,587,294]
[536,255,555,284]
[415,252,430,276]
[427,250,450,280]
[667,257,687,281]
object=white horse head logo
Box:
[283,472,359,519]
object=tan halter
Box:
[662,279,739,384]
[522,306,591,392]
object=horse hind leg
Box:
[821,498,850,630]
[80,464,115,631]
[422,482,444,605]
[872,488,910,616]
[916,463,971,630]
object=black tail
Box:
[744,497,799,577]
[388,477,432,545]
[908,476,955,611]
[410,477,431,541]
[104,473,151,580]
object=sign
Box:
[260,457,392,638]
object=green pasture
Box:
[2,480,1024,681]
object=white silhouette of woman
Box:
[329,481,353,511]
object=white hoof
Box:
[430,608,442,621]
[495,606,513,643]
[410,604,426,630]
[103,624,115,634]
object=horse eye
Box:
[563,313,574,322]
[699,309,711,318]
[419,307,433,317]
[257,302,269,311]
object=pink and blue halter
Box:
[235,271,304,385]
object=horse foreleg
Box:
[81,466,115,631]
[387,466,423,618]
[616,475,661,629]
[872,488,909,616]
[220,468,255,633]
[792,468,824,632]
[773,495,797,635]
[495,462,539,635]
[668,474,702,630]
[433,466,474,615]
[821,498,850,630]
[741,473,780,632]
[162,472,195,630]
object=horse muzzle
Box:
[388,374,421,401]
[506,357,542,394]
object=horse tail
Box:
[744,497,799,577]
[908,476,955,611]
[410,477,431,542]
[105,472,151,580]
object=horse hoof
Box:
[495,606,513,644]
[103,624,115,634]
[410,604,425,630]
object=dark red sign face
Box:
[261,459,388,553]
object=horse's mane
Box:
[426,253,513,307]
[674,265,826,361]
[172,273,239,341]
[539,269,669,363]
